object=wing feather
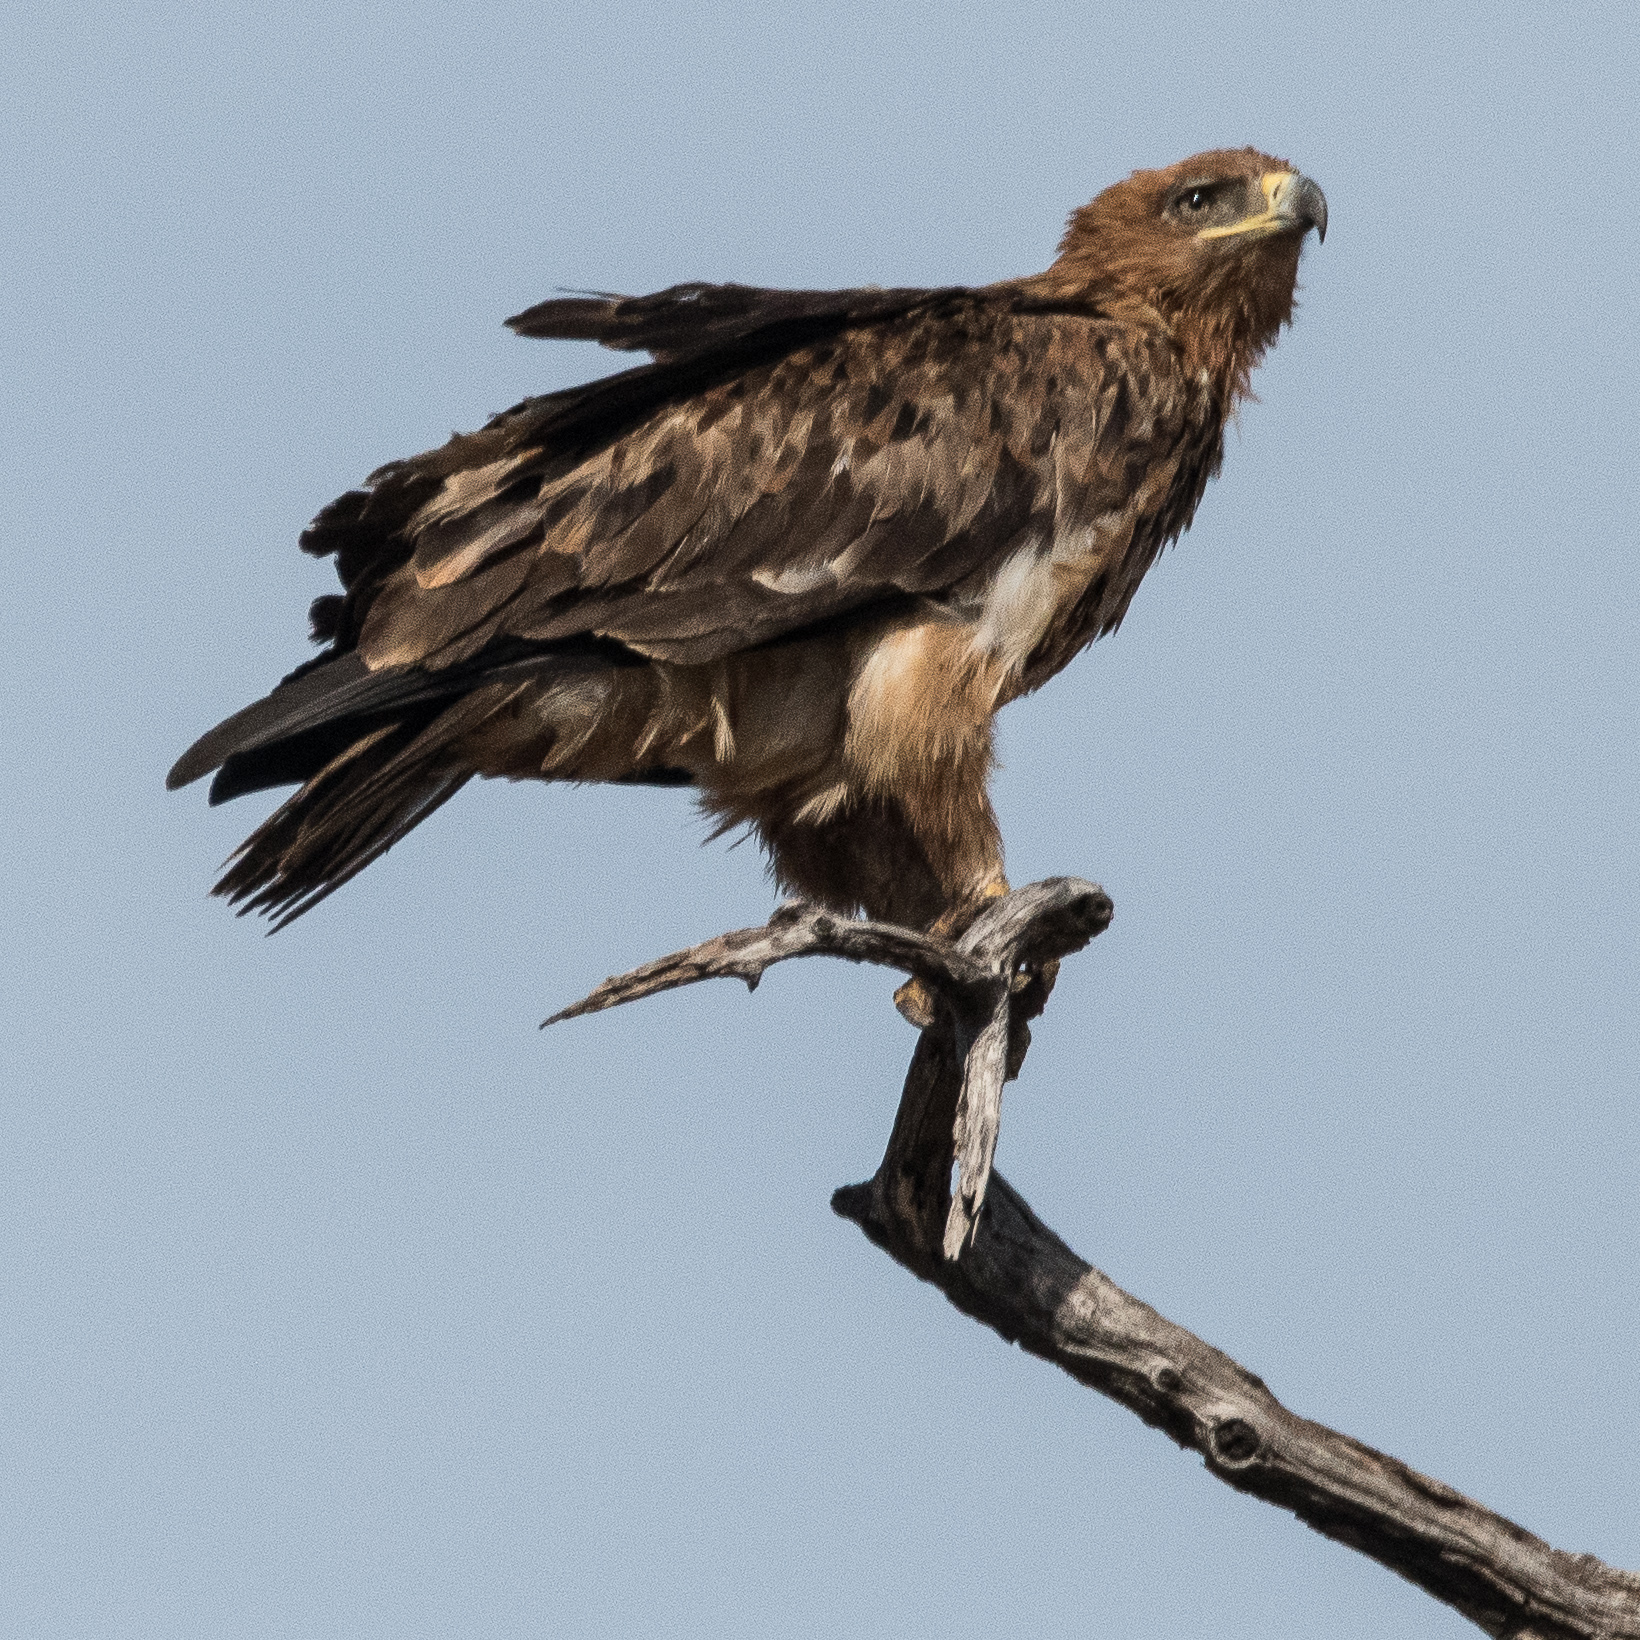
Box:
[504,281,964,362]
[308,294,1180,677]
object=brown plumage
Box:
[169,149,1326,931]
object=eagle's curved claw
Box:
[892,880,1014,1028]
[894,973,941,1029]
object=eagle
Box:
[169,148,1326,948]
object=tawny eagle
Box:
[169,149,1325,934]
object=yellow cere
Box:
[1194,171,1296,241]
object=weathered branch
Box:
[833,1168,1640,1639]
[543,899,997,1024]
[548,877,1113,1252]
[548,878,1640,1639]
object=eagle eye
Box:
[1166,179,1248,230]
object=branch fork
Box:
[549,876,1111,1256]
[547,877,1640,1639]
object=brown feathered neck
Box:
[1028,148,1308,408]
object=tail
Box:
[168,651,544,927]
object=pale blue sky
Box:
[5,1,1639,1634]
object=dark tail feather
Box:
[171,642,632,924]
[166,652,490,798]
[212,681,531,928]
[168,643,618,802]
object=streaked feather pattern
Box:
[171,148,1323,928]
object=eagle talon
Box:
[892,882,1010,1028]
[894,974,941,1030]
[1010,955,1061,1019]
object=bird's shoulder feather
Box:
[303,290,1193,673]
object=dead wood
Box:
[547,877,1640,1639]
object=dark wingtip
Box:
[505,292,623,339]
[166,739,216,791]
[167,708,264,794]
[165,653,374,800]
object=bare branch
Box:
[556,876,1640,1637]
[543,900,996,1026]
[545,877,1112,1257]
[939,877,1113,1255]
[832,1171,1640,1640]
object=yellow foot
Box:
[893,974,940,1028]
[892,879,1011,1028]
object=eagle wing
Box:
[504,279,963,362]
[172,285,1189,812]
[304,285,1176,682]
[168,283,1197,926]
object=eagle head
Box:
[1047,148,1327,400]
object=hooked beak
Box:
[1274,171,1327,242]
[1198,170,1328,244]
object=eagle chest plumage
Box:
[169,148,1322,934]
[1006,330,1225,698]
